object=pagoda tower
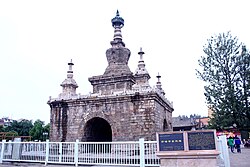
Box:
[48,11,173,142]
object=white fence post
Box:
[139,138,145,167]
[74,139,79,167]
[0,140,6,163]
[219,135,230,167]
[59,142,62,163]
[45,139,49,166]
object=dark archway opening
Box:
[163,119,167,131]
[83,117,112,142]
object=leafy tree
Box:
[29,119,44,141]
[44,123,50,134]
[5,131,18,140]
[0,125,4,132]
[236,45,250,127]
[43,123,50,141]
[196,32,250,130]
[29,120,50,141]
[5,119,33,136]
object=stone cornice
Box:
[48,88,173,111]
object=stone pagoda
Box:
[48,11,174,142]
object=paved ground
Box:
[1,148,250,167]
[228,147,250,167]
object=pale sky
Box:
[1,0,250,124]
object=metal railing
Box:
[0,138,159,167]
[2,141,46,162]
[0,137,229,167]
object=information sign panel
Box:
[158,133,184,151]
[187,131,216,150]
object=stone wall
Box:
[49,91,172,142]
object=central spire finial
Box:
[111,10,125,47]
[104,10,131,76]
[112,10,124,28]
[116,10,120,16]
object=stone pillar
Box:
[12,138,21,160]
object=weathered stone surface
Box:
[104,47,131,75]
[49,91,173,142]
[88,73,135,95]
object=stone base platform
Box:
[157,150,220,167]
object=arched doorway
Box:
[83,117,112,142]
[163,119,167,131]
